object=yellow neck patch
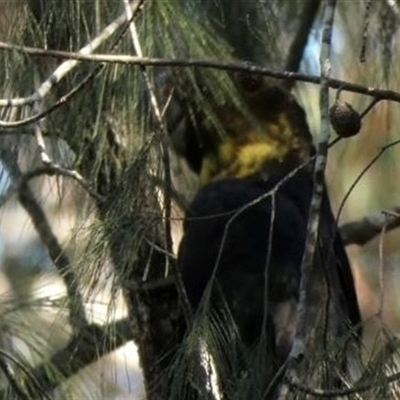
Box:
[199,112,311,184]
[200,139,283,183]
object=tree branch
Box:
[17,181,88,330]
[279,0,337,397]
[340,207,400,246]
[0,319,132,399]
[0,165,103,208]
[0,151,88,330]
[0,44,400,119]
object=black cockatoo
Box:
[168,73,361,397]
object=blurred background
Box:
[1,0,400,398]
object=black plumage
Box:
[179,170,360,350]
[170,75,361,396]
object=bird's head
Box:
[167,72,314,184]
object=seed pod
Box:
[329,101,362,138]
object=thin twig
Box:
[0,64,395,130]
[0,165,104,208]
[360,97,381,118]
[183,138,342,226]
[336,138,400,229]
[36,164,104,201]
[1,43,400,109]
